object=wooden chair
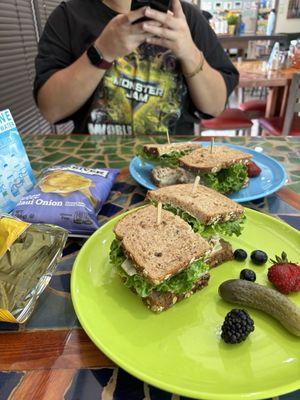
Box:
[258,73,300,136]
[239,100,266,120]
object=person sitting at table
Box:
[34,0,239,136]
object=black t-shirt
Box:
[34,0,239,135]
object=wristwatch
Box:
[87,44,113,70]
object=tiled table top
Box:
[0,135,299,400]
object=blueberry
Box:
[251,250,268,265]
[240,269,256,282]
[234,249,247,261]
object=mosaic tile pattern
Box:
[1,135,299,400]
[0,372,24,400]
[21,136,300,190]
[0,367,297,400]
[21,135,300,226]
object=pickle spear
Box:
[219,279,300,337]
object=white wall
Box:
[275,0,300,33]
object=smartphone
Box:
[131,0,171,13]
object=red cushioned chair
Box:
[258,116,300,136]
[199,108,253,136]
[259,73,300,136]
[239,100,266,120]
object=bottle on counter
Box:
[235,15,244,35]
[268,41,280,69]
[292,39,300,68]
[270,50,280,71]
[240,20,245,35]
[266,9,276,35]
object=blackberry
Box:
[240,268,256,282]
[221,309,255,344]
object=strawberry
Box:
[247,161,262,178]
[267,252,300,294]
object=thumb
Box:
[172,0,184,18]
[126,6,147,24]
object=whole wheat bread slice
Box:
[151,166,195,187]
[114,205,210,285]
[143,142,199,158]
[147,184,244,225]
[138,238,233,312]
[143,237,233,312]
[179,146,252,174]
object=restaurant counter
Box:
[218,33,288,51]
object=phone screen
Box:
[131,0,148,11]
[131,0,171,13]
[150,0,171,13]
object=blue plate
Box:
[129,142,287,203]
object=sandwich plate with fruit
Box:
[71,185,299,400]
[129,142,287,203]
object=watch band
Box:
[87,44,113,70]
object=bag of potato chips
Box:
[0,215,68,324]
[12,164,119,236]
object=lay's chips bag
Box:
[13,165,119,236]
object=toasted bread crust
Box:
[179,146,252,174]
[143,143,199,158]
[114,206,210,285]
[147,184,244,225]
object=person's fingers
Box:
[140,33,156,40]
[144,7,177,29]
[142,23,176,41]
[172,0,185,18]
[125,6,147,24]
[134,33,156,47]
[131,20,161,34]
[146,36,173,49]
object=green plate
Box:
[71,208,300,400]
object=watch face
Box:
[88,45,103,65]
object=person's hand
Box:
[95,7,157,62]
[142,0,198,61]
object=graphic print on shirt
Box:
[87,44,187,135]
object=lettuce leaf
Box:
[118,266,154,298]
[152,202,245,237]
[109,239,154,297]
[136,146,194,169]
[156,259,209,295]
[109,238,126,268]
[160,203,205,234]
[109,239,209,297]
[202,163,248,194]
[204,215,246,237]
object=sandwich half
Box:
[137,142,200,169]
[110,205,219,313]
[147,184,245,237]
[179,146,252,194]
